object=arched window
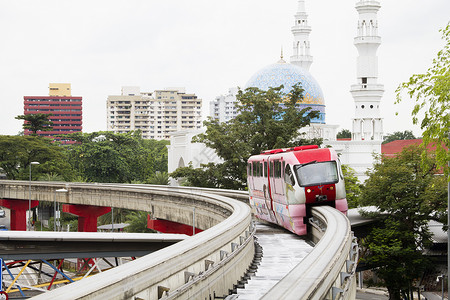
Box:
[178,157,185,168]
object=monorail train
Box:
[247,145,348,235]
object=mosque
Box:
[168,0,384,182]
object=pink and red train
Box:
[247,145,348,235]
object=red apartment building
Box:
[23,83,82,144]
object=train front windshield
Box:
[294,161,339,187]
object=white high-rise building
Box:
[209,87,239,123]
[107,86,152,138]
[107,87,202,140]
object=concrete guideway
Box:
[261,206,358,300]
[0,231,187,260]
[0,181,358,299]
[0,181,255,299]
[229,222,314,299]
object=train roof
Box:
[260,145,319,155]
[249,145,337,164]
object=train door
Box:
[270,159,285,198]
[269,159,276,196]
[264,158,276,222]
[247,162,254,190]
[275,160,285,197]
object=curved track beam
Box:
[0,181,254,299]
[0,181,357,300]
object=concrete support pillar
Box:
[63,204,111,232]
[0,199,39,231]
[147,215,203,236]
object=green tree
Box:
[337,129,351,139]
[362,219,431,300]
[382,130,417,144]
[359,145,447,299]
[64,131,168,183]
[172,84,321,189]
[170,163,224,188]
[341,164,361,209]
[0,135,72,180]
[124,211,155,233]
[15,113,53,135]
[395,23,450,174]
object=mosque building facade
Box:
[168,0,384,182]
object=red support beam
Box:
[0,199,39,231]
[63,204,111,232]
[147,215,203,236]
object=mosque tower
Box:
[290,0,313,71]
[351,0,384,141]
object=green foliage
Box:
[147,171,170,185]
[382,130,417,144]
[0,135,72,180]
[341,164,361,209]
[124,211,155,233]
[395,23,450,175]
[336,129,351,139]
[63,131,168,183]
[38,173,65,181]
[98,208,133,226]
[15,113,53,135]
[170,163,228,188]
[359,145,447,298]
[362,219,432,299]
[172,84,322,189]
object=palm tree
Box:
[124,211,155,233]
[98,208,133,226]
[15,113,53,136]
[147,172,169,185]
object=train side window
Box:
[284,164,295,185]
[264,162,268,177]
[270,161,274,177]
[272,160,280,178]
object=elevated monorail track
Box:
[228,222,314,299]
[0,181,358,299]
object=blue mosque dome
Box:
[245,59,326,124]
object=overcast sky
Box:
[0,0,448,137]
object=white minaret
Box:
[290,0,313,70]
[351,0,384,141]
